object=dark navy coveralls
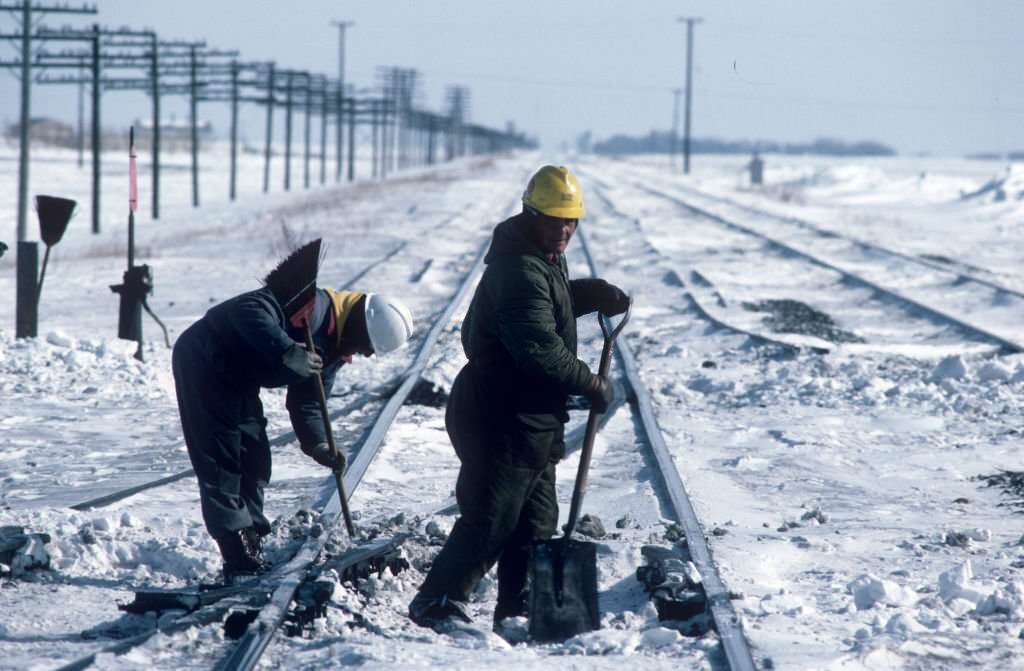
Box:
[172,287,341,539]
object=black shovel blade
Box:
[527,539,600,642]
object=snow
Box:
[0,144,1022,669]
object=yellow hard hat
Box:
[522,165,586,219]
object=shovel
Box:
[528,301,631,642]
[304,322,356,538]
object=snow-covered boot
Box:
[493,591,528,628]
[215,528,267,582]
[240,526,266,559]
[408,593,472,631]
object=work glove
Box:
[571,278,630,317]
[301,442,346,471]
[282,343,323,379]
[583,375,614,414]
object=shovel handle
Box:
[562,299,632,543]
[304,322,356,538]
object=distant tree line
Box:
[966,151,1024,161]
[591,130,896,157]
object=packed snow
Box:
[0,144,1022,670]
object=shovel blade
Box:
[527,539,600,642]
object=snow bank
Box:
[938,561,1024,619]
[929,355,968,382]
[847,573,916,610]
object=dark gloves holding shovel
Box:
[571,278,629,317]
[282,343,323,379]
[302,442,346,471]
[583,375,614,414]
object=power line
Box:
[699,87,1024,116]
[699,20,1024,50]
[346,67,1024,117]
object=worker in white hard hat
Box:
[172,240,414,581]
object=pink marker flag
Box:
[129,130,138,212]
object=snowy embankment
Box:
[586,155,1024,670]
[0,148,1022,670]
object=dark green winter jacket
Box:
[451,213,599,466]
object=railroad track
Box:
[584,179,826,356]
[55,196,507,514]
[576,227,758,671]
[583,168,1023,356]
[48,173,530,669]
[656,175,1024,300]
[54,158,1015,671]
[47,169,768,670]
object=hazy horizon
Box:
[1,0,1022,157]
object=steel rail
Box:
[660,177,1024,301]
[67,379,399,511]
[65,241,410,512]
[53,536,402,671]
[55,346,417,669]
[636,183,1024,354]
[585,181,827,355]
[577,226,759,671]
[213,194,523,671]
[54,217,494,670]
[53,172,528,670]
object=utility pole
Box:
[179,46,239,207]
[78,57,85,168]
[18,2,29,239]
[262,62,275,193]
[284,71,294,190]
[303,73,311,188]
[331,20,353,92]
[347,93,356,182]
[229,60,239,200]
[331,20,353,182]
[671,87,681,169]
[0,1,96,243]
[90,23,101,231]
[149,34,160,218]
[319,76,327,185]
[189,44,199,206]
[27,28,200,227]
[677,16,702,174]
[0,2,97,339]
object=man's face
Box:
[529,211,578,255]
[337,338,373,364]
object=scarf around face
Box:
[323,289,366,350]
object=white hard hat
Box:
[364,293,414,354]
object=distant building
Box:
[133,116,214,151]
[3,115,215,152]
[4,117,76,147]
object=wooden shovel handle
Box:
[562,299,633,543]
[304,321,356,538]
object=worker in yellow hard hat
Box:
[409,165,629,633]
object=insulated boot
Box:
[408,593,472,631]
[215,528,267,582]
[241,527,265,558]
[493,591,528,629]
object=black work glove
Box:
[571,278,630,317]
[281,343,323,379]
[301,442,346,471]
[583,375,614,414]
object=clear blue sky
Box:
[2,0,1022,156]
